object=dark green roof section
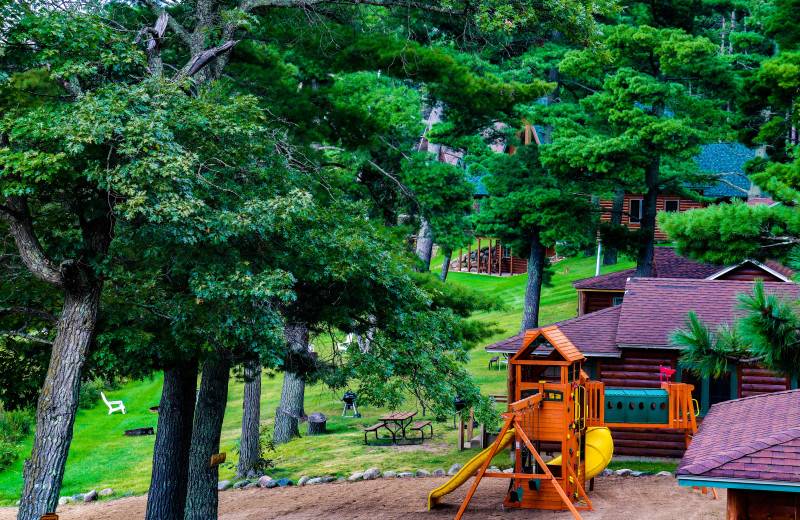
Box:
[694,143,757,198]
[467,175,488,196]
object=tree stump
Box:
[306,412,327,436]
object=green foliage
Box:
[0,441,16,472]
[0,408,35,444]
[77,379,121,411]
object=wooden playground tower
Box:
[454,326,698,520]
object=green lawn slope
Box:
[0,254,635,504]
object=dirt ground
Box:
[0,475,726,520]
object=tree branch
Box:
[141,0,192,46]
[0,307,57,323]
[0,196,64,288]
[241,0,465,15]
[181,40,240,78]
[0,331,54,346]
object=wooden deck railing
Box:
[585,381,605,427]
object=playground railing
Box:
[584,381,605,427]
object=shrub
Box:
[0,408,34,443]
[0,440,17,471]
[77,378,123,410]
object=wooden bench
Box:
[488,356,499,369]
[364,422,393,445]
[405,420,433,443]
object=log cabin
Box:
[486,277,800,457]
[573,247,794,316]
[676,390,800,519]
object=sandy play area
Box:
[0,475,726,520]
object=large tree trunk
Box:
[637,157,660,277]
[415,220,434,271]
[440,251,452,282]
[184,355,231,520]
[583,195,601,257]
[274,324,309,445]
[237,360,261,477]
[17,285,102,520]
[603,188,625,266]
[145,362,198,520]
[520,235,547,333]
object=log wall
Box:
[599,194,704,241]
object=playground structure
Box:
[429,325,698,520]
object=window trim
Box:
[664,200,680,213]
[612,296,624,306]
[629,199,643,223]
[676,362,738,416]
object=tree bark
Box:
[415,219,434,271]
[603,188,625,266]
[636,157,660,277]
[440,251,452,281]
[236,360,261,478]
[145,362,198,520]
[17,285,102,520]
[520,235,547,333]
[583,195,600,257]
[184,355,231,520]
[274,323,309,445]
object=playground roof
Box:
[615,278,799,349]
[485,306,622,356]
[515,326,586,363]
[676,389,800,490]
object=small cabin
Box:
[676,390,800,519]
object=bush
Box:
[0,408,34,443]
[0,440,17,471]
[77,378,122,410]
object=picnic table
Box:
[364,411,433,445]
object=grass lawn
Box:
[0,253,648,505]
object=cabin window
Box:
[629,199,643,223]
[677,365,737,416]
[612,296,624,306]
[664,200,679,213]
[502,246,511,259]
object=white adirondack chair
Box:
[337,333,355,351]
[101,392,126,415]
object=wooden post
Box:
[477,238,481,273]
[466,408,475,446]
[488,238,492,276]
[458,413,465,451]
[480,421,487,448]
[509,249,513,276]
[468,244,471,272]
[459,248,463,272]
[727,489,746,520]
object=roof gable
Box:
[511,326,585,363]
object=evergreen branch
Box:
[366,159,421,207]
[0,331,54,345]
[241,0,466,16]
[0,307,57,323]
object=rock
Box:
[397,472,414,478]
[415,469,431,477]
[363,468,381,480]
[72,494,85,501]
[382,471,396,478]
[489,466,500,472]
[297,476,311,486]
[276,478,293,487]
[631,471,654,477]
[263,480,279,489]
[99,488,115,497]
[14,501,20,506]
[656,471,673,477]
[245,482,259,489]
[246,469,260,479]
[258,476,274,488]
[322,477,336,483]
[447,463,463,476]
[503,468,514,474]
[337,477,347,483]
[614,469,632,477]
[306,477,323,485]
[123,492,135,497]
[84,490,98,502]
[348,472,365,481]
[218,480,233,491]
[232,480,250,489]
[433,469,446,476]
[58,497,73,506]
[599,469,614,477]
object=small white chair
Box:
[101,392,126,415]
[337,333,355,351]
[498,354,509,371]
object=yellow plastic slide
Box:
[427,428,516,510]
[427,427,613,510]
[546,427,614,480]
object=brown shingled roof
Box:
[616,278,799,348]
[485,306,622,357]
[676,390,800,484]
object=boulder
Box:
[246,469,260,479]
[447,463,463,476]
[433,469,446,476]
[99,488,115,497]
[263,480,279,489]
[656,471,673,477]
[630,471,654,477]
[297,476,311,486]
[258,476,274,488]
[397,472,414,478]
[72,494,85,501]
[382,471,396,478]
[245,482,259,489]
[218,480,233,491]
[337,477,347,483]
[415,469,431,477]
[276,478,293,487]
[84,490,98,502]
[232,480,250,489]
[322,477,336,483]
[614,469,632,477]
[306,477,323,485]
[58,497,73,506]
[363,468,381,480]
[503,468,514,474]
[599,469,614,477]
[348,472,364,481]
